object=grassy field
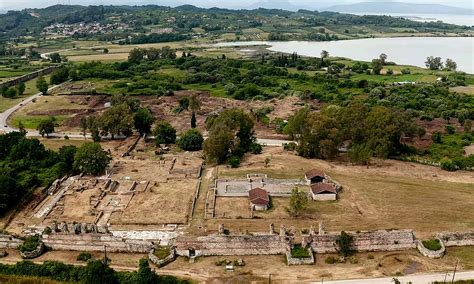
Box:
[212,147,474,236]
[0,75,51,113]
[8,94,86,129]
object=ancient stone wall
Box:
[285,248,314,265]
[148,248,176,267]
[436,232,474,247]
[0,65,60,89]
[42,233,153,253]
[0,234,23,249]
[416,239,445,259]
[309,229,415,253]
[175,233,288,257]
[20,242,45,259]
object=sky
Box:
[1,0,473,11]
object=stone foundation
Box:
[42,233,153,253]
[148,247,176,267]
[416,239,445,259]
[0,234,23,249]
[20,242,45,259]
[309,229,415,253]
[286,248,314,265]
[436,232,474,247]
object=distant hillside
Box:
[324,1,473,15]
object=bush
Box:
[445,125,456,134]
[290,245,310,258]
[336,231,354,257]
[153,246,171,259]
[250,142,263,154]
[176,129,203,151]
[325,256,336,264]
[77,252,92,261]
[422,239,442,251]
[154,122,176,145]
[228,156,241,168]
[19,235,40,253]
[440,157,456,171]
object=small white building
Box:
[310,183,337,201]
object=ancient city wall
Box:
[309,229,415,253]
[175,233,288,257]
[0,234,23,249]
[436,232,474,247]
[42,233,153,253]
[0,65,60,89]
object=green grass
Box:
[427,132,472,161]
[10,115,68,130]
[422,239,442,251]
[352,73,437,83]
[153,246,171,259]
[290,245,311,258]
[0,75,52,113]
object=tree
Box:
[99,104,133,139]
[320,50,329,64]
[73,142,111,175]
[36,76,48,95]
[83,260,118,284]
[177,129,204,151]
[128,48,145,63]
[134,258,159,284]
[50,67,69,85]
[133,107,155,136]
[371,59,383,75]
[445,58,457,71]
[80,117,88,139]
[188,94,201,128]
[348,144,371,165]
[17,82,25,96]
[153,121,176,145]
[37,117,55,137]
[49,53,61,63]
[379,53,387,65]
[287,187,308,217]
[0,175,19,214]
[18,121,27,134]
[335,231,354,257]
[203,109,255,164]
[2,87,17,98]
[58,145,77,171]
[425,56,443,70]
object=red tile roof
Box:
[305,169,326,179]
[249,187,269,206]
[310,183,337,195]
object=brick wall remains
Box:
[0,234,23,249]
[436,232,474,247]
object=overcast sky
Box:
[1,0,473,11]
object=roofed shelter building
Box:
[310,183,337,201]
[305,169,326,185]
[248,187,270,211]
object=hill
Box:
[325,1,473,15]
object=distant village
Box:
[42,22,129,36]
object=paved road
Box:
[0,88,292,145]
[320,270,474,284]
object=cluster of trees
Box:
[1,81,25,98]
[0,258,188,284]
[0,132,110,215]
[425,56,457,71]
[122,33,189,45]
[285,103,422,164]
[128,47,177,63]
[203,108,260,166]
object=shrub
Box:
[290,245,310,258]
[440,157,456,171]
[336,231,354,257]
[19,235,40,253]
[228,156,241,168]
[325,256,336,264]
[154,122,176,145]
[445,125,456,134]
[432,131,442,143]
[367,254,374,259]
[77,252,92,261]
[250,142,263,154]
[177,129,203,151]
[422,239,442,251]
[153,246,171,259]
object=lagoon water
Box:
[215,37,474,73]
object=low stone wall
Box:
[148,248,176,267]
[0,235,23,249]
[286,248,314,265]
[42,233,153,253]
[310,229,415,253]
[436,232,474,247]
[0,65,60,89]
[416,239,445,259]
[175,233,288,257]
[20,242,45,259]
